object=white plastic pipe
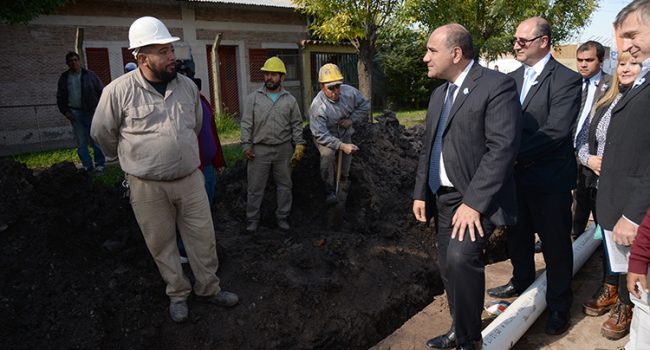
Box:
[481,226,600,349]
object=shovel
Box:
[335,148,343,195]
[329,149,347,228]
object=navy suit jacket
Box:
[510,57,582,192]
[597,75,650,230]
[414,63,522,226]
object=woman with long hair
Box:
[577,51,641,340]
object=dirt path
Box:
[372,246,629,350]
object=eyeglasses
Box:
[327,84,342,91]
[511,35,544,47]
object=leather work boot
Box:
[601,300,633,340]
[583,283,618,316]
[195,290,240,307]
[246,220,258,233]
[277,218,290,231]
[169,299,188,323]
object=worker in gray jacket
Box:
[240,57,306,233]
[309,63,370,205]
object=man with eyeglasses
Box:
[309,63,369,206]
[91,16,238,323]
[487,16,582,336]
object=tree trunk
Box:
[357,42,373,123]
[211,33,223,116]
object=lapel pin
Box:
[463,87,469,95]
[531,80,539,86]
[601,83,609,91]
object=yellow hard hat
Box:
[260,57,286,74]
[318,63,344,84]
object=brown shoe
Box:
[601,300,633,340]
[583,283,618,316]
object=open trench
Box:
[0,113,506,349]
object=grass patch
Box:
[395,109,426,127]
[215,112,240,144]
[222,143,244,168]
[373,109,426,127]
[10,149,78,168]
[6,148,125,187]
[93,165,125,187]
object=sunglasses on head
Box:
[327,84,342,91]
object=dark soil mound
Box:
[0,113,505,350]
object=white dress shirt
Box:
[574,70,603,146]
[440,60,474,187]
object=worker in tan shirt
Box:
[91,16,238,323]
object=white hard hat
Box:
[128,16,179,50]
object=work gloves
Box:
[291,144,306,169]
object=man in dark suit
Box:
[486,17,582,335]
[600,2,650,344]
[413,23,521,350]
[572,41,611,239]
[605,1,650,272]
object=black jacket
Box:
[510,57,582,193]
[597,76,650,230]
[56,68,104,115]
[413,63,522,226]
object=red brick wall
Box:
[0,0,308,156]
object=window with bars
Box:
[249,49,299,81]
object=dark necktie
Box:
[428,83,457,194]
[576,77,591,145]
[579,77,590,115]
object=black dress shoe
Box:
[487,281,521,298]
[545,310,570,335]
[425,329,456,349]
[456,339,482,350]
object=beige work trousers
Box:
[128,169,220,301]
[246,142,294,223]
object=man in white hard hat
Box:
[309,63,369,205]
[240,56,306,232]
[91,16,238,323]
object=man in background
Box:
[56,51,105,172]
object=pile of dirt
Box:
[0,113,505,349]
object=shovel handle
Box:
[336,148,343,194]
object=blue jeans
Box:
[178,164,217,257]
[70,109,105,169]
[203,164,217,207]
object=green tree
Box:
[376,28,439,109]
[1,0,69,24]
[293,0,404,112]
[405,0,598,60]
